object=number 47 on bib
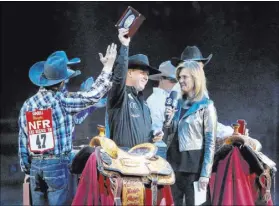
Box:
[26,108,55,153]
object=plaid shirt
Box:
[18,71,112,173]
[61,77,108,126]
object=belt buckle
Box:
[45,154,54,159]
[32,152,69,160]
[32,155,44,159]
[32,152,52,159]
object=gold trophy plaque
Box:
[115,6,146,37]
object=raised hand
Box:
[118,28,130,46]
[99,43,117,72]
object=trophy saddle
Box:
[89,125,175,206]
[216,120,276,203]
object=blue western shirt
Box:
[18,71,112,173]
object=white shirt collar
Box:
[152,87,170,96]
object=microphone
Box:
[164,91,178,126]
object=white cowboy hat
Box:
[149,60,176,81]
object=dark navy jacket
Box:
[107,45,153,147]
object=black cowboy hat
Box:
[70,146,95,174]
[128,54,161,75]
[171,46,213,67]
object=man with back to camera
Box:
[18,43,117,205]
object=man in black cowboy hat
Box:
[106,28,162,149]
[171,45,213,67]
[18,44,117,205]
[171,45,213,94]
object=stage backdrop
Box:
[1,2,278,204]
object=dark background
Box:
[1,2,278,204]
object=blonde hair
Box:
[175,60,208,102]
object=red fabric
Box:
[268,196,274,205]
[145,188,152,205]
[145,186,174,206]
[72,152,114,206]
[72,151,174,205]
[159,185,175,206]
[209,147,273,205]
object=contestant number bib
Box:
[26,109,55,153]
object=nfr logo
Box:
[26,109,54,152]
[28,120,51,130]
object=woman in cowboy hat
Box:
[18,43,117,205]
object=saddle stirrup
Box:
[151,175,159,206]
[109,175,122,206]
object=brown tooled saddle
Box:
[215,122,276,204]
[90,126,175,206]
